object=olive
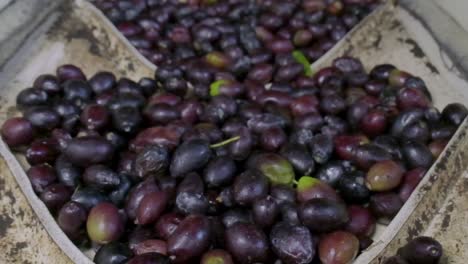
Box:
[441,103,467,126]
[94,242,133,264]
[397,236,443,264]
[298,198,348,233]
[64,136,114,167]
[402,141,433,169]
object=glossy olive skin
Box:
[167,215,211,263]
[154,212,183,241]
[24,106,61,131]
[25,138,59,165]
[87,202,124,244]
[397,236,443,264]
[430,122,456,141]
[57,64,86,82]
[109,173,132,206]
[132,239,168,256]
[442,103,467,126]
[315,160,346,187]
[298,198,349,233]
[175,189,210,214]
[345,205,376,237]
[233,170,269,206]
[170,139,212,178]
[228,127,253,160]
[136,191,169,225]
[373,135,403,160]
[247,113,287,133]
[80,104,110,131]
[33,74,58,95]
[252,196,279,228]
[222,209,252,229]
[129,125,182,152]
[270,184,296,206]
[369,192,403,219]
[1,117,35,147]
[64,136,115,167]
[111,105,142,134]
[318,231,360,264]
[366,160,405,192]
[280,144,315,175]
[401,121,430,143]
[225,222,269,264]
[57,201,87,239]
[353,144,392,170]
[296,176,341,203]
[391,109,425,138]
[125,178,160,220]
[94,242,133,264]
[16,87,48,108]
[428,139,448,159]
[89,71,116,94]
[270,222,315,264]
[40,183,72,212]
[175,173,208,215]
[399,168,426,202]
[337,171,371,204]
[83,165,120,190]
[310,134,334,164]
[26,164,57,194]
[402,141,433,169]
[203,156,237,187]
[71,186,109,210]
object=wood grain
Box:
[0,157,71,264]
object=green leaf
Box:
[209,80,228,97]
[292,50,313,77]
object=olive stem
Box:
[210,136,240,148]
[292,179,299,185]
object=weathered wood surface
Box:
[0,157,71,263]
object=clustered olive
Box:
[2,35,464,264]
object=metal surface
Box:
[0,0,467,263]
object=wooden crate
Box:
[0,1,466,263]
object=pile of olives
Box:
[1,55,466,264]
[92,0,379,70]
